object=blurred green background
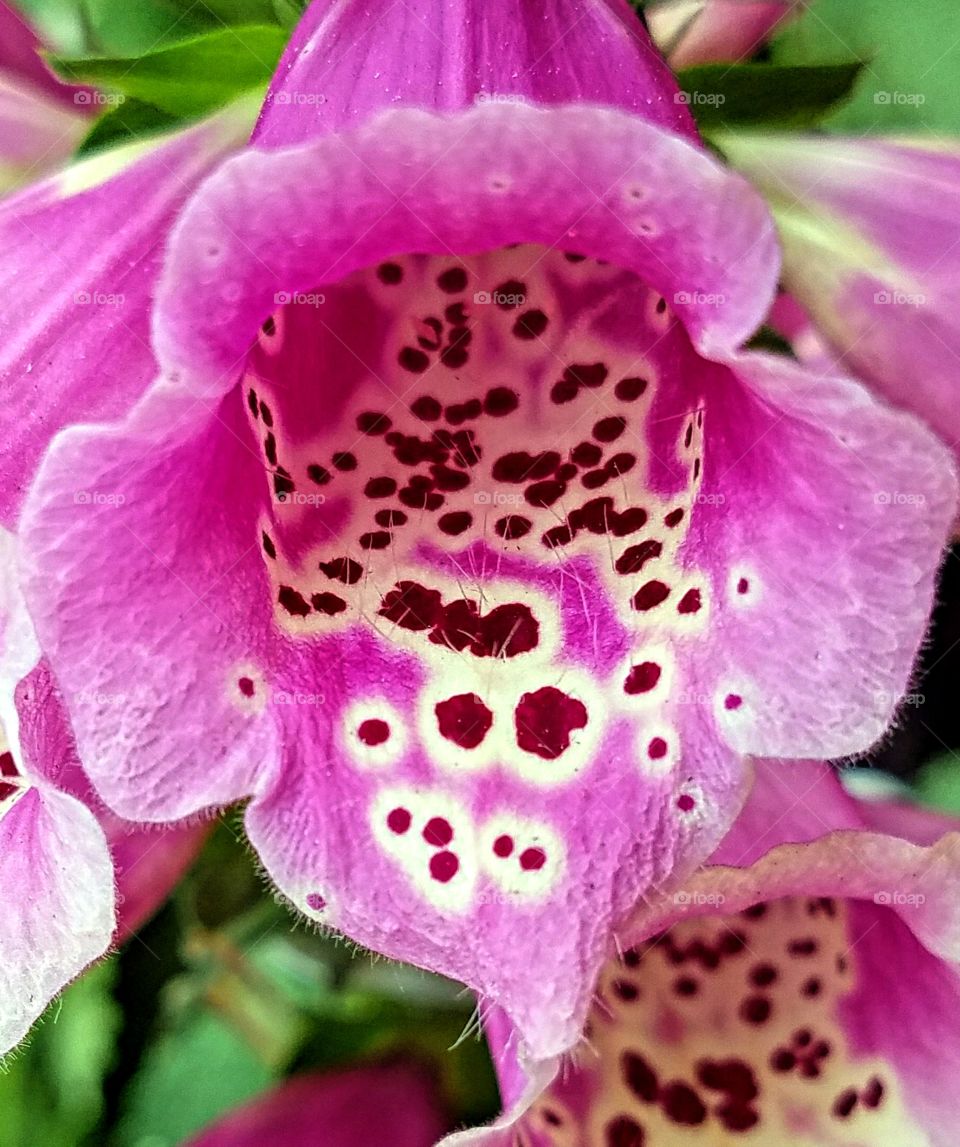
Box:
[5,0,960,1142]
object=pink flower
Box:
[0,3,90,192]
[455,759,960,1146]
[722,133,960,466]
[0,532,206,1051]
[3,0,955,1061]
[185,1063,445,1147]
[647,1,804,68]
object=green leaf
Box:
[677,61,864,130]
[772,0,960,133]
[49,24,287,118]
[0,961,119,1147]
[77,98,180,156]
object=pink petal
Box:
[255,0,696,147]
[0,3,91,109]
[722,133,960,465]
[0,74,87,192]
[0,102,255,528]
[648,1,804,68]
[185,1064,446,1147]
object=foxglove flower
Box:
[10,0,956,1062]
[186,1064,445,1146]
[722,133,960,463]
[647,1,804,67]
[0,3,89,192]
[453,759,960,1147]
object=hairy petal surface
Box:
[186,1064,446,1147]
[256,0,695,146]
[0,99,256,528]
[721,133,960,463]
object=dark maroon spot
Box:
[311,591,347,615]
[717,1105,759,1133]
[556,462,578,482]
[493,835,514,858]
[263,433,278,466]
[513,309,549,339]
[379,581,443,630]
[387,807,411,834]
[525,479,566,508]
[435,693,494,749]
[569,496,613,535]
[377,261,403,284]
[605,1116,645,1147]
[495,515,532,540]
[493,279,526,308]
[664,508,684,528]
[261,531,276,559]
[862,1077,885,1108]
[801,977,822,998]
[751,963,778,988]
[438,511,472,536]
[359,718,390,746]
[399,346,430,373]
[622,1052,659,1103]
[484,387,519,416]
[437,266,468,293]
[614,979,639,1002]
[273,471,295,499]
[320,557,363,585]
[656,297,667,314]
[302,465,329,489]
[743,903,768,920]
[278,586,310,617]
[633,580,670,611]
[541,524,573,549]
[445,302,467,324]
[616,539,663,576]
[833,1089,858,1119]
[696,1060,758,1103]
[430,463,470,492]
[411,394,442,421]
[247,388,259,417]
[515,686,588,760]
[648,737,668,760]
[564,251,586,263]
[375,509,408,527]
[721,931,747,955]
[238,677,255,698]
[582,469,609,490]
[814,1041,831,1059]
[677,588,702,614]
[674,976,698,997]
[259,400,273,427]
[684,423,694,448]
[611,507,648,536]
[423,816,454,847]
[542,1109,562,1128]
[607,453,636,476]
[571,441,603,467]
[398,485,445,511]
[430,851,459,883]
[725,694,743,710]
[360,531,391,550]
[305,892,326,911]
[737,577,750,594]
[615,376,648,402]
[794,1029,812,1047]
[567,362,608,389]
[332,451,357,471]
[520,847,546,871]
[481,602,539,656]
[365,476,397,499]
[741,996,771,1024]
[593,416,626,443]
[357,411,392,435]
[771,1049,796,1073]
[693,458,701,480]
[789,938,819,956]
[0,753,18,779]
[551,378,579,405]
[493,450,560,483]
[661,1083,706,1126]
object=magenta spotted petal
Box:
[463,761,960,1147]
[13,1,958,1061]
